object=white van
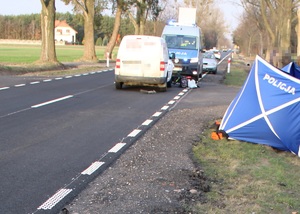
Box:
[115,35,174,92]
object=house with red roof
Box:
[55,20,77,44]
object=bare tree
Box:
[241,0,299,66]
[63,0,97,62]
[39,0,59,63]
[104,0,125,59]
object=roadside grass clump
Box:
[192,128,300,213]
[223,59,250,87]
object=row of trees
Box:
[233,0,300,67]
[1,0,231,64]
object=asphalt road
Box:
[0,69,187,214]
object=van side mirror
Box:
[169,52,175,59]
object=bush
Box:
[96,37,103,46]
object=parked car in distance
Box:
[212,49,221,60]
[203,52,218,74]
[115,35,174,92]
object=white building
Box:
[55,20,77,44]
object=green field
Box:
[0,44,118,64]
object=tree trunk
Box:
[105,6,122,59]
[39,0,58,63]
[81,0,97,62]
[128,12,139,35]
[297,9,300,56]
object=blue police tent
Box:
[219,55,300,157]
[282,61,300,79]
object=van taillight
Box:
[116,59,121,69]
[160,61,165,71]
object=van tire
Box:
[115,82,123,89]
[157,83,167,92]
[167,78,172,88]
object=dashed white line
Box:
[0,87,9,90]
[15,84,25,87]
[168,100,175,105]
[55,77,63,80]
[142,119,153,126]
[161,105,169,110]
[108,142,126,153]
[31,95,73,108]
[152,112,162,117]
[43,79,52,82]
[81,161,105,175]
[30,81,40,85]
[173,96,180,100]
[38,188,72,210]
[128,129,141,137]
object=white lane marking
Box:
[152,112,162,117]
[178,92,184,96]
[74,74,81,77]
[43,79,52,82]
[161,105,169,110]
[0,87,10,90]
[37,188,72,210]
[168,100,175,105]
[173,96,180,100]
[142,119,153,126]
[15,84,25,87]
[83,73,89,76]
[81,161,105,175]
[55,77,63,80]
[31,95,73,108]
[65,76,72,79]
[128,129,141,137]
[183,89,188,92]
[30,81,40,85]
[108,142,126,153]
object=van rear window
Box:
[126,39,142,49]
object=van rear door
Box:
[118,37,161,78]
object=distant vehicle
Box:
[115,35,174,92]
[211,49,221,60]
[161,20,203,83]
[203,52,218,74]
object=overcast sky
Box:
[0,0,242,30]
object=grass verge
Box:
[0,44,116,75]
[192,58,300,213]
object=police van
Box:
[161,20,203,82]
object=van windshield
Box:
[164,35,198,50]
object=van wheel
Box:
[167,78,172,88]
[157,83,167,92]
[115,82,123,89]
